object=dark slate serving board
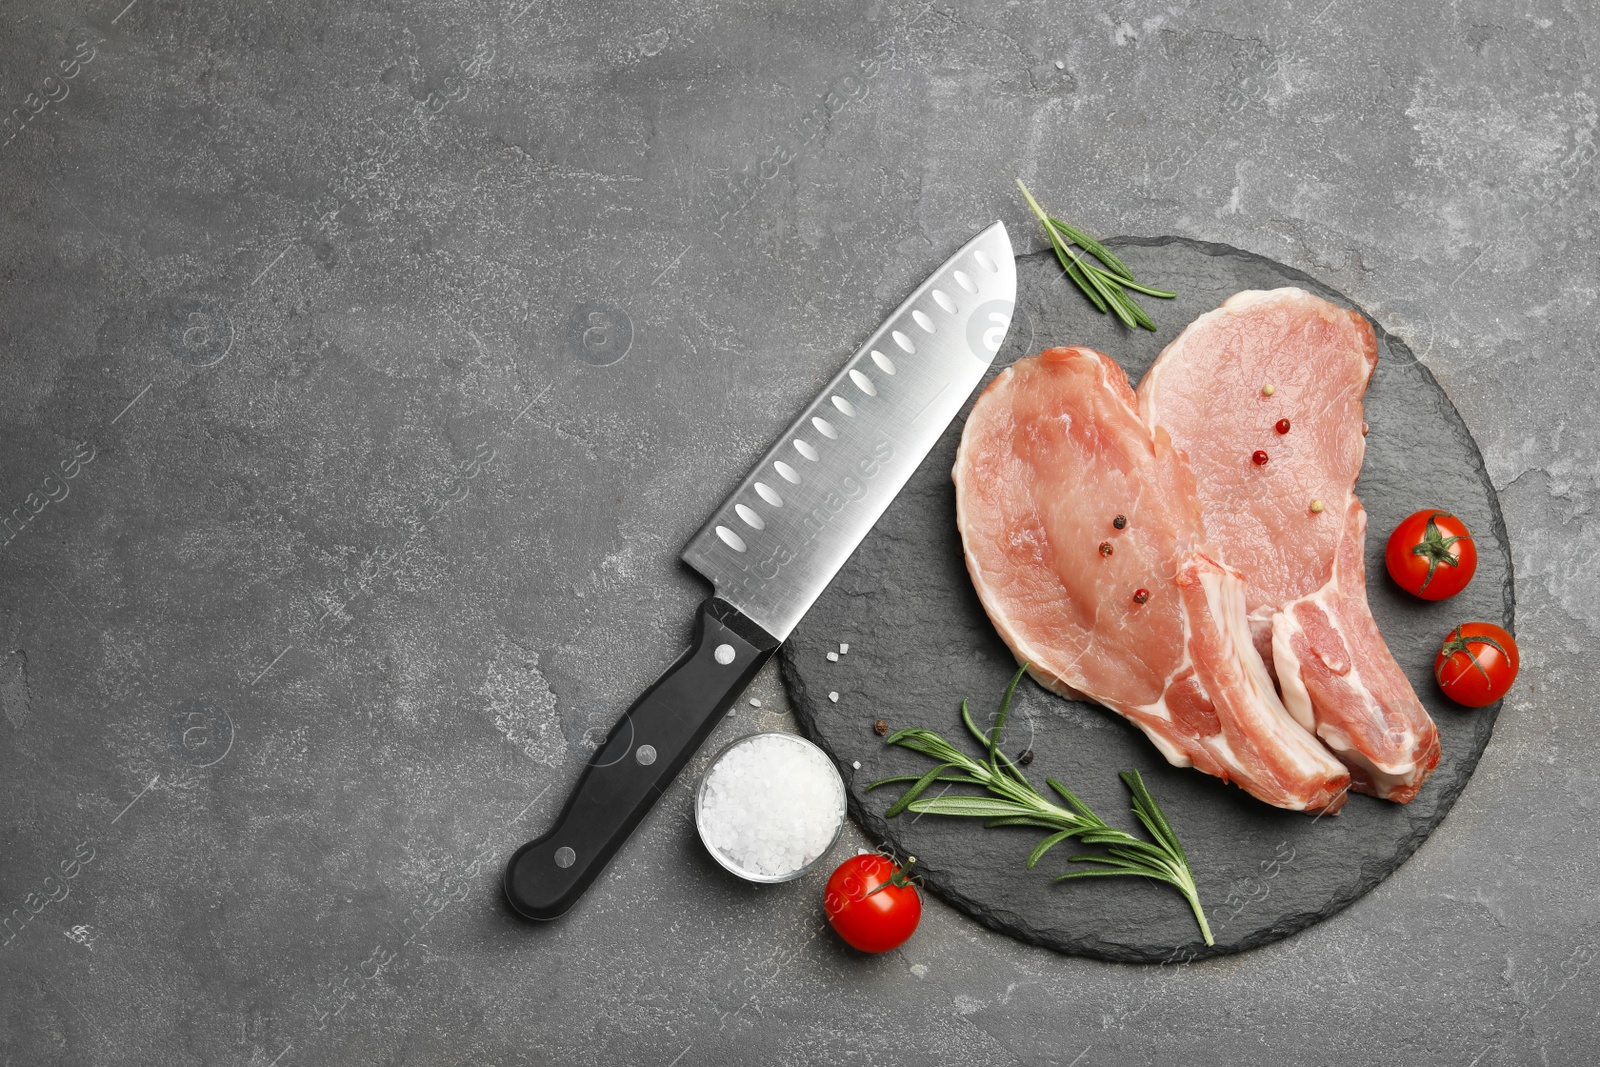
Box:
[779,238,1514,962]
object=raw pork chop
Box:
[954,346,1349,813]
[1137,288,1439,802]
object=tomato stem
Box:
[1411,513,1471,592]
[865,858,917,896]
[1436,626,1509,686]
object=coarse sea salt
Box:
[697,734,845,882]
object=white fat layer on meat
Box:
[1133,625,1194,768]
[1272,611,1316,732]
[1138,711,1195,768]
[1127,688,1193,767]
[1199,568,1342,783]
[1281,579,1421,783]
[1311,598,1416,780]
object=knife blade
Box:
[504,221,1017,920]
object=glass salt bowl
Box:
[695,732,847,884]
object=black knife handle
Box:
[504,597,779,920]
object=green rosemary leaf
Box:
[1107,274,1177,299]
[1045,229,1111,313]
[879,672,1212,945]
[884,729,964,764]
[867,772,986,792]
[991,747,1033,790]
[1020,181,1125,322]
[1120,286,1160,331]
[1027,829,1081,869]
[1045,778,1102,825]
[1081,265,1157,331]
[1053,867,1149,881]
[985,816,1070,830]
[1076,251,1138,329]
[986,664,1026,773]
[1016,179,1176,329]
[959,699,991,752]
[1105,843,1178,874]
[1044,215,1136,280]
[865,774,934,790]
[1076,828,1149,847]
[1062,256,1111,313]
[907,796,1039,818]
[1056,863,1145,883]
[1121,770,1187,866]
[885,762,959,817]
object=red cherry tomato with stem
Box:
[824,853,921,953]
[1386,510,1477,600]
[1435,623,1519,708]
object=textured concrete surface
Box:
[1,1,1595,1064]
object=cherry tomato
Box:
[823,853,921,953]
[1385,510,1477,600]
[1435,623,1519,708]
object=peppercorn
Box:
[1099,541,1114,557]
[1252,450,1269,466]
[1017,749,1034,766]
[1113,514,1127,530]
[1275,418,1291,434]
[1132,588,1151,605]
[873,719,889,736]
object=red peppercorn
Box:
[1275,418,1291,434]
[1132,588,1150,605]
[1252,450,1269,466]
[1098,541,1114,557]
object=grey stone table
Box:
[2,1,1594,1064]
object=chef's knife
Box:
[504,222,1017,920]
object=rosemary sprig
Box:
[1015,179,1176,331]
[868,664,1213,945]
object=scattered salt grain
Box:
[749,697,762,708]
[839,643,850,654]
[826,652,839,662]
[828,691,839,703]
[851,760,861,770]
[697,734,845,881]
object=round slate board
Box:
[779,238,1514,962]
